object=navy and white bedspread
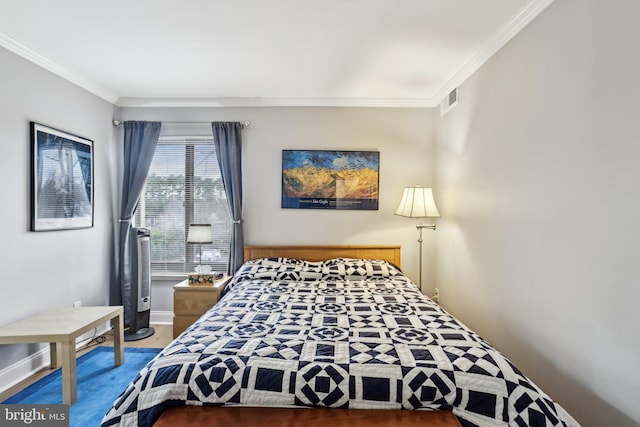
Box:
[101,258,578,427]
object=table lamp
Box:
[187,224,212,273]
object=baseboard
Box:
[0,346,50,396]
[150,310,173,325]
[0,322,111,395]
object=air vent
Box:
[440,87,459,116]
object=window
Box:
[135,137,231,275]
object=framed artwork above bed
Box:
[281,150,379,210]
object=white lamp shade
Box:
[187,224,213,244]
[395,186,440,218]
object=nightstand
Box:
[172,276,231,338]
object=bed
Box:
[101,245,578,427]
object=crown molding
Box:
[0,31,118,104]
[115,96,435,108]
[432,0,555,105]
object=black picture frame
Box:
[281,149,379,210]
[30,122,94,231]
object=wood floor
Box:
[0,323,173,402]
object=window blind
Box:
[135,137,231,274]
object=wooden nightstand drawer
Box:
[172,276,231,338]
[173,315,201,337]
[173,289,219,315]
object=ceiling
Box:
[0,0,552,108]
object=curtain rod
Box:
[112,120,250,127]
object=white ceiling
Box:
[0,0,553,107]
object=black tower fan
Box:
[124,227,155,341]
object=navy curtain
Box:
[212,122,244,274]
[114,121,161,325]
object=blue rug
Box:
[3,346,162,426]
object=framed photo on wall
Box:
[30,122,94,231]
[281,150,379,210]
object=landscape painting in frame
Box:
[31,122,94,231]
[282,150,379,210]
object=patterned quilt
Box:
[101,258,579,427]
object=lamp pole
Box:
[416,223,436,291]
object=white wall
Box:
[118,106,438,312]
[0,47,116,372]
[434,1,640,426]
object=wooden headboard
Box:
[243,245,401,267]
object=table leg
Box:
[61,340,77,404]
[50,342,60,368]
[112,312,124,366]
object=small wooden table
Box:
[0,306,124,404]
